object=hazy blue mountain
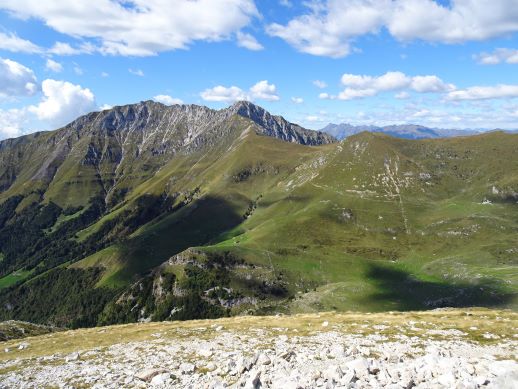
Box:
[321,123,481,140]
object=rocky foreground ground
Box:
[0,309,516,388]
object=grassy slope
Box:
[2,126,518,315]
[68,131,518,312]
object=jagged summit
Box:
[229,100,335,145]
[59,100,335,149]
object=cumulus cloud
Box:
[0,108,27,138]
[313,80,328,89]
[249,80,280,101]
[475,48,518,65]
[447,85,518,101]
[0,0,259,56]
[45,59,63,73]
[267,0,518,58]
[387,0,518,43]
[201,86,249,102]
[153,94,183,105]
[28,79,96,127]
[201,80,279,102]
[236,31,264,51]
[410,75,455,93]
[0,58,38,99]
[326,71,454,100]
[291,97,304,104]
[0,31,42,53]
[319,92,331,100]
[267,0,385,58]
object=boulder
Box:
[135,368,169,382]
[150,372,171,386]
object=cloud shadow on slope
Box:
[362,263,516,311]
[106,195,246,285]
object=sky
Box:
[0,0,518,140]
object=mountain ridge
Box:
[321,122,483,140]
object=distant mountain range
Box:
[319,123,516,140]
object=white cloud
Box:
[201,80,279,102]
[129,68,144,77]
[410,75,455,93]
[101,72,109,77]
[291,97,304,104]
[236,31,264,51]
[201,85,249,102]
[279,0,292,7]
[475,48,518,65]
[48,42,80,56]
[336,71,454,100]
[267,0,518,58]
[99,104,112,110]
[153,94,183,105]
[249,80,279,101]
[0,0,259,56]
[0,108,27,138]
[313,80,328,89]
[29,79,96,127]
[45,59,63,73]
[336,102,518,129]
[0,58,38,99]
[0,31,42,53]
[267,0,385,58]
[447,85,518,101]
[319,92,331,99]
[342,71,410,91]
[48,41,95,56]
[387,0,518,43]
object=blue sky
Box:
[0,0,517,139]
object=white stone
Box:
[66,352,80,362]
[346,357,370,379]
[180,362,196,374]
[150,372,170,386]
[437,372,456,387]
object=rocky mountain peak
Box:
[61,100,335,149]
[227,100,336,145]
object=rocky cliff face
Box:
[231,101,335,145]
